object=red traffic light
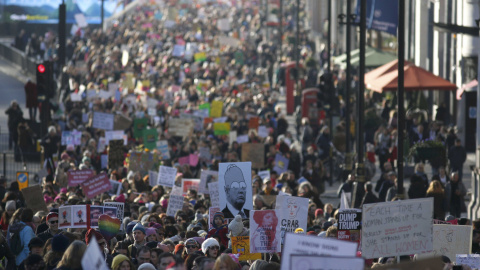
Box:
[37,64,46,73]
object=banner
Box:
[232,236,262,260]
[81,173,112,199]
[241,143,264,169]
[273,154,289,174]
[92,112,114,130]
[361,198,433,259]
[218,162,253,218]
[108,140,124,170]
[355,0,398,36]
[337,209,362,244]
[275,195,308,244]
[157,166,177,187]
[199,170,218,194]
[280,233,358,270]
[68,169,95,186]
[250,210,281,253]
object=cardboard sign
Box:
[275,195,308,244]
[273,154,289,174]
[156,140,171,160]
[199,170,218,194]
[337,209,362,244]
[361,198,434,259]
[108,140,124,170]
[456,254,480,269]
[250,210,281,253]
[166,186,184,217]
[241,143,264,169]
[289,255,364,270]
[208,182,220,208]
[67,169,95,186]
[417,225,472,263]
[21,185,48,213]
[168,118,194,138]
[104,202,125,231]
[157,166,177,187]
[81,236,109,270]
[280,233,358,270]
[210,100,223,118]
[81,173,112,199]
[92,112,114,130]
[232,236,262,261]
[182,179,200,195]
[248,117,259,130]
[219,162,253,218]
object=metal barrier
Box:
[0,42,36,77]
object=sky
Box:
[5,0,121,13]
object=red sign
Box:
[68,169,95,186]
[81,173,111,199]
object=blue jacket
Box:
[7,221,35,265]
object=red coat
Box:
[24,81,38,108]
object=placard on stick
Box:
[241,143,264,169]
[21,185,48,213]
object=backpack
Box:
[9,224,25,256]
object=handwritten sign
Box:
[361,198,433,259]
[199,170,218,194]
[157,166,177,187]
[280,233,358,270]
[166,186,184,217]
[169,118,194,138]
[149,170,158,187]
[456,254,480,269]
[208,182,220,208]
[241,143,264,169]
[81,173,112,199]
[68,169,95,186]
[92,112,114,130]
[275,196,308,244]
[232,236,261,261]
[289,255,364,270]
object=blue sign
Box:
[17,173,27,183]
[355,0,399,36]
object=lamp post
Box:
[397,0,406,197]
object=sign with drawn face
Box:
[275,195,308,244]
[249,210,281,253]
[218,162,253,219]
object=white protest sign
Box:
[236,135,249,144]
[157,166,177,187]
[361,198,434,259]
[199,170,218,194]
[275,196,308,244]
[74,13,88,28]
[81,236,109,270]
[97,137,107,152]
[250,210,281,253]
[105,130,127,145]
[218,162,253,217]
[456,254,480,269]
[208,182,220,208]
[217,18,231,31]
[258,125,269,138]
[149,170,158,187]
[218,36,240,47]
[70,93,82,101]
[92,112,114,130]
[289,255,364,270]
[280,233,358,270]
[166,186,184,217]
[417,225,472,263]
[258,170,270,181]
[229,131,237,146]
[156,140,170,160]
[168,118,194,138]
[172,45,185,57]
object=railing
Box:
[0,42,37,77]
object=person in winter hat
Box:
[227,214,249,248]
[202,238,220,259]
[206,212,228,247]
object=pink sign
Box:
[68,169,95,186]
[81,173,112,199]
[178,154,199,167]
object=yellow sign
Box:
[213,123,230,136]
[16,172,29,190]
[232,236,261,260]
[210,100,223,118]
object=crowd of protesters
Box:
[1,0,475,269]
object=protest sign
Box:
[218,36,240,47]
[236,135,249,144]
[70,92,82,102]
[182,179,200,195]
[133,118,148,139]
[97,137,107,153]
[417,224,472,263]
[143,128,158,150]
[81,173,112,199]
[172,45,185,57]
[167,186,184,217]
[218,162,253,218]
[92,112,114,130]
[232,236,262,261]
[273,154,289,174]
[337,208,362,244]
[280,233,358,270]
[194,52,207,62]
[361,198,433,259]
[157,166,177,187]
[241,143,264,169]
[217,18,231,31]
[104,202,125,231]
[456,254,480,269]
[213,122,230,135]
[199,170,218,194]
[199,147,212,163]
[61,130,81,146]
[229,131,237,146]
[373,257,443,270]
[208,182,220,208]
[108,140,124,170]
[275,196,308,244]
[67,169,95,186]
[250,210,281,253]
[59,205,72,229]
[101,155,108,170]
[248,117,259,130]
[108,180,122,196]
[127,152,159,175]
[168,118,194,138]
[258,125,269,138]
[113,114,133,131]
[258,170,270,181]
[148,170,158,187]
[289,255,364,270]
[21,185,48,213]
[90,206,104,228]
[156,140,171,160]
[178,154,199,167]
[72,205,88,228]
[81,236,109,270]
[210,100,223,118]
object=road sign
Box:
[17,172,29,190]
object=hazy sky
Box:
[6,0,121,13]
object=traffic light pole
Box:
[58,2,66,68]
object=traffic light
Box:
[36,61,54,100]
